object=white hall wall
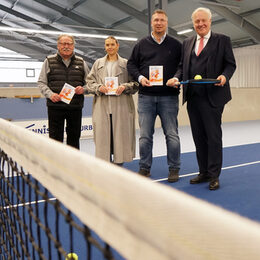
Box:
[0,61,43,84]
[0,45,260,125]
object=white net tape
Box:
[1,118,260,260]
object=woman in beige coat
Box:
[87,36,138,164]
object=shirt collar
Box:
[196,30,211,41]
[151,32,167,44]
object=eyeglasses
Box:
[58,42,74,46]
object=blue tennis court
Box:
[124,143,260,223]
[81,120,260,224]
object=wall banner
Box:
[13,117,93,138]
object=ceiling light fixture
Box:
[0,26,138,42]
[199,1,240,9]
[177,28,193,35]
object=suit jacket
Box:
[175,32,236,107]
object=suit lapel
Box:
[205,33,218,77]
[204,33,217,54]
[187,36,196,58]
[184,36,196,79]
[182,36,196,104]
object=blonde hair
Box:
[105,36,119,44]
[152,9,168,20]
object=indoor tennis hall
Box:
[1,0,260,259]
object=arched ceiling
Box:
[0,0,259,66]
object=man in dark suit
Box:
[167,7,236,190]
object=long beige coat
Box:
[87,55,138,163]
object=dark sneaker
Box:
[138,168,151,177]
[168,169,179,183]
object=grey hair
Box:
[57,34,75,44]
[191,7,212,21]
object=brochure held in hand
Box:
[59,83,75,104]
[105,77,118,95]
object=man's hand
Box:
[50,93,61,103]
[75,86,84,94]
[215,75,226,86]
[166,77,179,88]
[140,77,151,87]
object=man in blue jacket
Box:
[127,9,182,182]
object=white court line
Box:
[3,198,56,210]
[152,160,260,183]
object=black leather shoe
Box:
[190,174,211,184]
[209,179,220,190]
[138,168,151,177]
[168,169,179,183]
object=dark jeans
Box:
[48,107,82,149]
[138,94,180,171]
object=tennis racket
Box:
[178,78,221,85]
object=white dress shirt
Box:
[195,31,211,54]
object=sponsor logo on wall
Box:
[13,117,93,138]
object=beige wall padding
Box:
[133,87,260,128]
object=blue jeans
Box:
[138,94,180,171]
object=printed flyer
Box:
[105,77,118,95]
[59,83,75,104]
[149,66,163,86]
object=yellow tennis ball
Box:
[194,74,202,80]
[66,253,78,260]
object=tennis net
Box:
[1,118,260,260]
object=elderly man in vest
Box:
[38,34,89,149]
